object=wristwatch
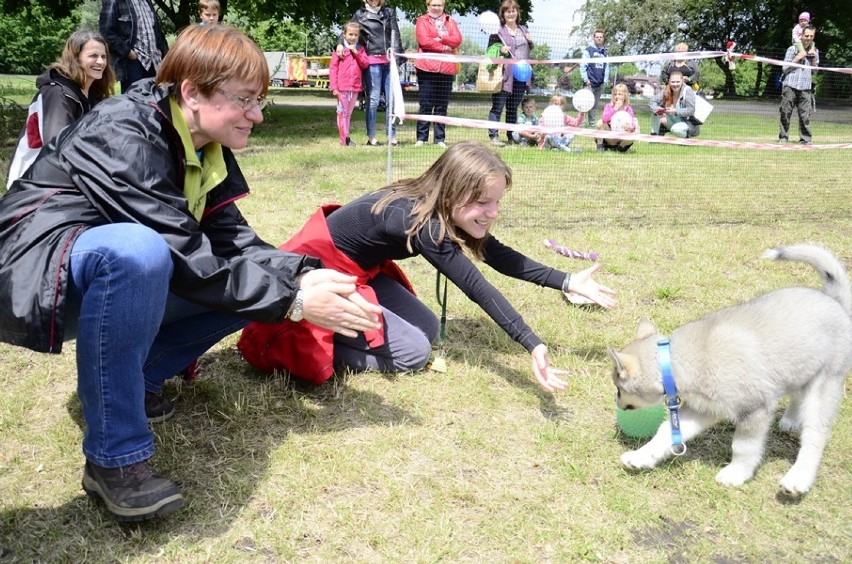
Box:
[287,289,304,322]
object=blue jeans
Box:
[364,63,395,140]
[487,80,527,141]
[66,224,248,468]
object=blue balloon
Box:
[512,60,532,82]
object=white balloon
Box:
[610,110,633,132]
[572,89,595,112]
[479,11,500,35]
[541,105,565,128]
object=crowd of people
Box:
[0,0,824,526]
[327,0,821,149]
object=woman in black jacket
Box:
[0,25,380,523]
[6,29,115,188]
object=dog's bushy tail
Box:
[763,244,852,315]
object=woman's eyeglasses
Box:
[217,88,269,111]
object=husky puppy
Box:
[608,244,852,496]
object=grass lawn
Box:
[1,85,851,562]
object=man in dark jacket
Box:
[0,25,380,522]
[99,0,170,93]
[580,30,609,127]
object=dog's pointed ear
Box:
[636,317,657,339]
[607,345,627,378]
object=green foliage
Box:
[226,8,338,56]
[0,0,76,74]
[530,42,552,88]
[654,286,682,300]
[457,37,486,86]
[0,95,26,190]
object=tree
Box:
[530,43,552,88]
[2,0,533,31]
[0,0,76,74]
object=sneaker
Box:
[490,138,506,147]
[414,140,425,147]
[82,460,184,521]
[145,391,175,423]
[778,138,788,144]
[389,137,398,146]
[346,138,356,147]
[596,144,606,152]
[799,140,812,145]
[366,138,381,146]
[435,141,447,148]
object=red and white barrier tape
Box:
[403,113,852,150]
[399,50,852,75]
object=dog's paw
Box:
[777,415,801,433]
[621,450,657,471]
[715,463,754,486]
[779,468,813,497]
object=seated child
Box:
[511,97,541,146]
[595,83,638,153]
[538,94,585,153]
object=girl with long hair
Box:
[240,142,617,391]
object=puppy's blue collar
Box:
[658,338,687,456]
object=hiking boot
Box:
[82,460,184,521]
[145,391,175,423]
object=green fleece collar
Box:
[169,97,227,221]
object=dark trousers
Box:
[487,80,527,141]
[415,70,454,143]
[779,85,813,142]
[120,59,157,94]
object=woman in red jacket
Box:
[413,0,462,147]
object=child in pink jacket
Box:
[330,21,369,146]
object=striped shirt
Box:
[782,45,818,91]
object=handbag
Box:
[476,62,503,93]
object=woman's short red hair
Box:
[157,25,268,99]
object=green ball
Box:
[616,404,666,438]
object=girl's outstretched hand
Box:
[531,344,569,393]
[566,263,617,309]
